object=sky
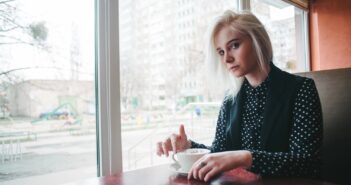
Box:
[270,6,295,21]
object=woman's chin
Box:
[230,71,243,78]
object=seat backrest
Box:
[298,68,351,185]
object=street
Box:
[0,116,216,185]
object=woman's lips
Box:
[229,65,239,71]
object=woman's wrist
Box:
[228,150,252,169]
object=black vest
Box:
[225,63,305,152]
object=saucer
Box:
[170,163,188,176]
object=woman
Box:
[156,10,322,182]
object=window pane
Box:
[119,0,238,171]
[251,0,308,72]
[0,0,96,184]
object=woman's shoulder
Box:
[221,92,239,110]
[271,63,315,85]
[281,72,320,102]
[223,91,235,103]
[284,71,316,88]
[270,65,318,98]
[275,67,316,89]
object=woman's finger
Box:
[188,158,203,179]
[204,167,219,182]
[179,124,186,138]
[187,160,199,180]
[156,143,160,156]
[198,162,211,180]
[162,142,169,157]
[170,134,178,153]
[156,142,163,156]
[188,167,197,180]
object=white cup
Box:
[172,148,210,172]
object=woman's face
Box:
[214,25,259,77]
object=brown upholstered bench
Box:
[298,68,351,185]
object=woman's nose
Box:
[225,52,234,63]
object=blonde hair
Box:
[206,10,273,97]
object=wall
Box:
[310,0,351,71]
[8,80,94,118]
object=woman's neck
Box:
[245,64,271,87]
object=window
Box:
[250,0,309,72]
[119,0,310,172]
[0,0,310,183]
[0,0,96,184]
[119,0,238,171]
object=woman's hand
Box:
[188,150,252,182]
[156,124,191,157]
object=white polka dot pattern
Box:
[249,78,322,177]
[190,78,322,177]
[241,79,268,150]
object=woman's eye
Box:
[231,42,240,49]
[218,50,224,56]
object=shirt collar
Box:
[243,72,270,95]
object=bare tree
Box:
[0,0,49,117]
[0,0,48,47]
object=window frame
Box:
[245,0,310,72]
[96,0,122,176]
[295,8,310,71]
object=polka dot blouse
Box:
[191,77,322,177]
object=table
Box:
[62,164,337,185]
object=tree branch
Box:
[0,42,33,45]
[0,0,15,5]
[0,13,26,30]
[0,67,34,76]
[0,34,48,50]
[0,34,34,45]
[0,25,19,32]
